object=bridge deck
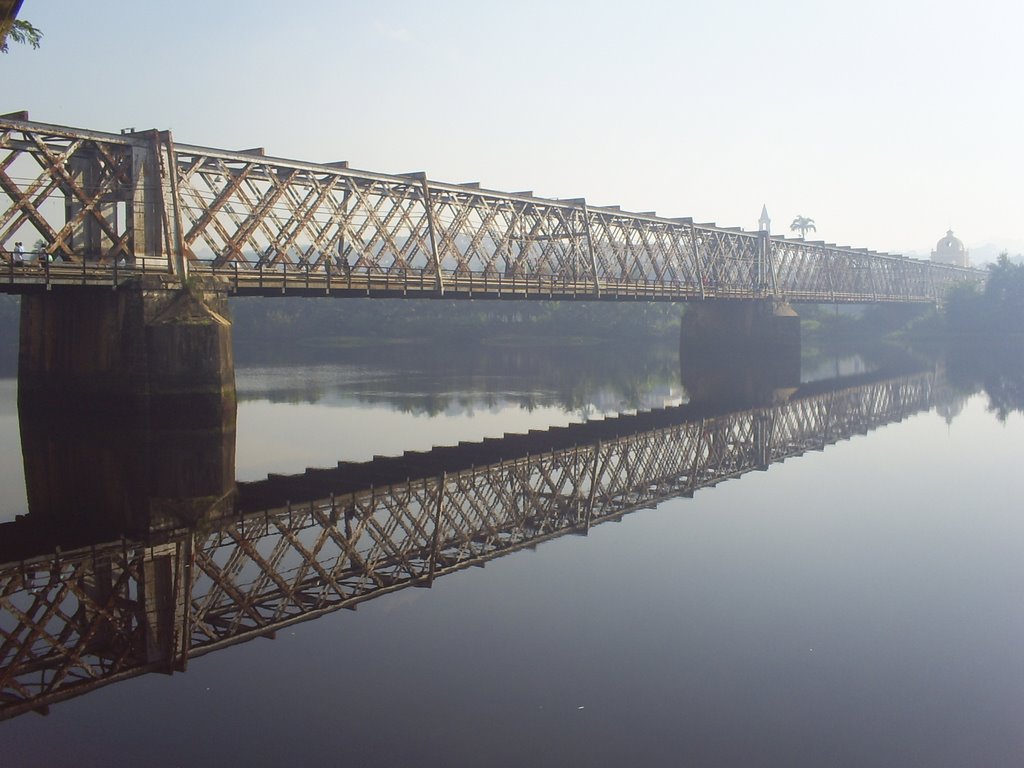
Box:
[0,260,941,304]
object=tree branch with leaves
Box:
[1,11,42,54]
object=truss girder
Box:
[156,154,980,303]
[0,118,981,302]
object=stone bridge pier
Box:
[16,276,237,534]
[680,299,800,356]
[18,276,236,429]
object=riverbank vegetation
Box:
[235,338,684,417]
[799,256,1024,349]
[942,254,1024,341]
[945,341,1024,422]
[796,302,934,356]
[231,297,682,349]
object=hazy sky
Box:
[4,0,1022,259]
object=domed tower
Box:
[931,229,969,267]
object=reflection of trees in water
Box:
[944,343,1024,422]
[982,372,1024,422]
[241,335,1024,425]
[237,340,682,416]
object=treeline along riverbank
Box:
[230,296,683,347]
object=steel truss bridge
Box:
[0,368,938,719]
[0,115,980,303]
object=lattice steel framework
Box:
[0,370,936,719]
[1,116,980,302]
[0,541,190,718]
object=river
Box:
[1,340,1022,767]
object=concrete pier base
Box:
[680,299,800,355]
[18,275,236,429]
[679,300,801,401]
[14,276,237,539]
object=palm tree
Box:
[790,216,816,240]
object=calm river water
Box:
[1,340,1023,767]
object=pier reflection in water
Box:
[2,343,1024,766]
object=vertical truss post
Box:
[336,187,350,270]
[769,236,782,297]
[757,230,770,296]
[428,472,446,584]
[826,248,836,303]
[689,221,706,299]
[416,174,443,296]
[140,542,189,671]
[130,132,165,265]
[175,536,195,672]
[156,131,187,279]
[865,252,878,302]
[584,441,601,531]
[580,201,601,297]
[754,412,772,469]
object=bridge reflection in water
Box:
[0,365,939,720]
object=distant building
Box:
[931,229,969,268]
[758,205,770,234]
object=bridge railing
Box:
[195,260,724,301]
[0,253,978,306]
[0,253,175,290]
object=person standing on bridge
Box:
[13,242,24,264]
